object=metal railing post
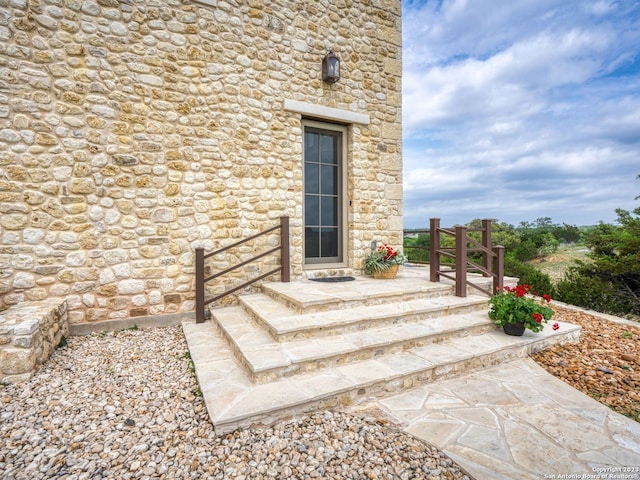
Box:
[455,225,467,297]
[195,247,205,323]
[482,219,492,277]
[493,245,504,293]
[430,218,440,282]
[280,216,290,282]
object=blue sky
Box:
[401,0,640,228]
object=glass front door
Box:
[303,123,344,265]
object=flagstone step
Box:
[260,276,457,314]
[214,305,499,382]
[183,318,581,434]
[234,292,490,341]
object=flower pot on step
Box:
[502,322,526,336]
[372,264,399,279]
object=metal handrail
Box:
[429,218,504,297]
[195,216,290,323]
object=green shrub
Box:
[512,239,539,262]
[555,269,630,315]
[404,235,430,263]
[555,206,640,317]
[504,256,555,297]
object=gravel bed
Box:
[532,306,640,421]
[0,326,472,480]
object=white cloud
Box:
[401,0,640,227]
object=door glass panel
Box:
[321,197,337,226]
[305,163,319,194]
[321,228,338,257]
[305,227,320,258]
[305,195,319,225]
[320,134,337,164]
[320,165,337,195]
[304,132,319,163]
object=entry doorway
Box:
[302,121,347,268]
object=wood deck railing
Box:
[195,216,290,323]
[427,218,504,297]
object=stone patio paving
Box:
[370,358,640,480]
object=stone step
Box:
[235,292,490,341]
[183,318,581,434]
[214,305,498,382]
[260,275,456,314]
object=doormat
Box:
[309,276,355,283]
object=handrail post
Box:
[280,216,290,282]
[195,247,205,324]
[429,218,440,282]
[455,225,467,297]
[493,245,504,293]
[481,219,491,277]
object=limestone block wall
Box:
[0,0,403,324]
[0,298,68,383]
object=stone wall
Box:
[0,298,68,383]
[0,0,403,324]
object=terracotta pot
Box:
[372,264,399,279]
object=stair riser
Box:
[213,329,581,434]
[252,322,498,383]
[262,285,455,314]
[210,313,258,378]
[249,301,489,342]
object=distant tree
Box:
[551,223,582,244]
[534,217,553,229]
[518,220,533,230]
[556,206,640,316]
[404,234,430,263]
[466,219,520,250]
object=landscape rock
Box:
[0,326,472,479]
[532,307,640,420]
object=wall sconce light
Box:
[322,49,340,84]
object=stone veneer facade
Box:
[0,0,403,325]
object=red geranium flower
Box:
[489,283,555,333]
[378,244,399,261]
[552,323,559,331]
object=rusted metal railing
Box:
[429,218,504,297]
[195,216,290,323]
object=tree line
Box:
[404,182,640,318]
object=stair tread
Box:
[261,276,455,311]
[186,321,581,429]
[239,292,489,336]
[214,304,496,374]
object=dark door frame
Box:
[302,120,348,269]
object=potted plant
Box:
[364,243,407,279]
[488,284,558,336]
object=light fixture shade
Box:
[322,49,340,84]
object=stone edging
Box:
[68,311,193,336]
[551,300,640,328]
